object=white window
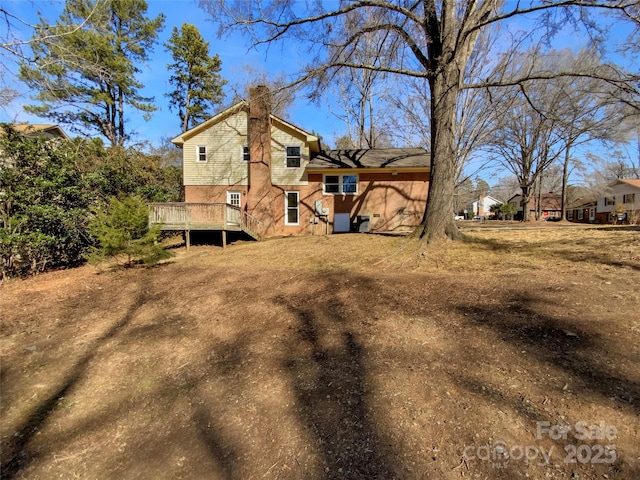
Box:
[568,211,574,220]
[623,193,635,204]
[285,191,299,225]
[242,146,250,162]
[286,146,301,168]
[577,209,584,220]
[227,191,241,207]
[323,174,358,195]
[342,174,357,194]
[605,196,615,206]
[324,175,340,193]
[196,145,207,163]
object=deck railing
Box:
[149,203,263,239]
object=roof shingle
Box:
[308,148,430,169]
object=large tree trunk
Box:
[418,63,462,243]
[521,185,532,222]
[561,145,570,221]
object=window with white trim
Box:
[286,146,301,168]
[323,174,358,195]
[605,196,615,206]
[196,145,207,163]
[577,209,584,220]
[623,193,635,204]
[285,191,299,225]
[242,146,250,162]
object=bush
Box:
[1,124,92,279]
[86,196,172,267]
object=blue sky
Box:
[1,0,339,146]
[1,0,637,178]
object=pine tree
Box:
[165,23,226,132]
[19,0,165,146]
[86,195,172,267]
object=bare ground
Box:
[1,226,639,479]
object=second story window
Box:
[196,145,207,163]
[286,146,301,168]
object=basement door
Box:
[333,213,351,233]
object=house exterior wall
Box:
[596,183,640,213]
[181,109,312,188]
[595,182,640,224]
[183,110,250,186]
[470,196,500,217]
[509,193,562,220]
[568,207,591,223]
[269,125,309,186]
[185,171,429,237]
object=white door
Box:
[226,191,241,225]
[227,191,241,207]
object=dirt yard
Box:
[1,226,639,480]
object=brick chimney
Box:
[246,85,274,226]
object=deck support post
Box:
[222,230,227,248]
[185,229,190,251]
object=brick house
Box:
[508,192,562,220]
[150,86,430,244]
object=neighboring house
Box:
[11,124,69,140]
[1,124,69,167]
[468,195,500,218]
[595,179,640,224]
[508,192,562,220]
[567,199,597,223]
[150,86,430,243]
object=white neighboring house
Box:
[596,179,640,224]
[469,195,501,218]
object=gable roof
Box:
[171,101,321,154]
[568,198,597,209]
[613,179,640,189]
[11,124,69,140]
[472,195,501,205]
[308,148,430,170]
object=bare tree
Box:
[393,28,498,187]
[228,66,296,119]
[325,6,400,149]
[535,50,629,220]
[490,175,521,204]
[206,0,640,242]
[485,58,569,221]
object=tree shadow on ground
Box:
[464,234,640,271]
[0,287,150,480]
[275,287,400,479]
[456,292,639,414]
[453,292,639,477]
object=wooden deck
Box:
[149,203,263,246]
